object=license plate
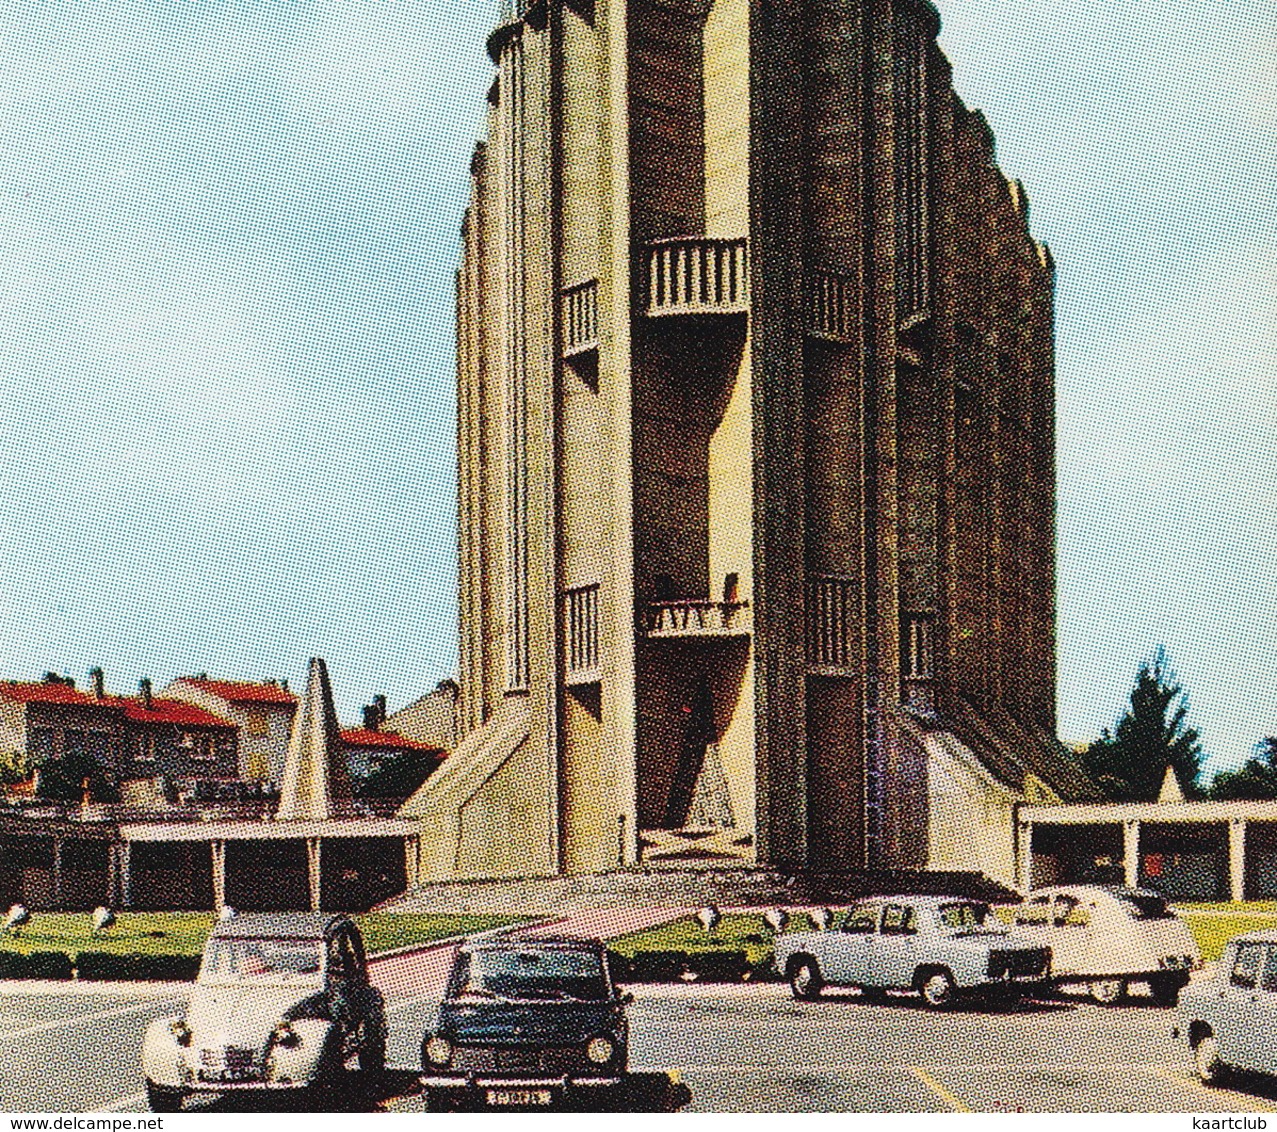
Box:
[486,1089,552,1107]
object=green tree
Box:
[0,748,31,786]
[357,750,440,800]
[1080,647,1204,801]
[1209,737,1277,801]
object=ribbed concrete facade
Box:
[405,0,1097,886]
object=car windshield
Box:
[935,902,999,933]
[1111,892,1173,920]
[199,937,324,984]
[452,947,608,1002]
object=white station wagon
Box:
[1012,885,1199,1005]
[774,896,1051,1008]
[1177,930,1277,1085]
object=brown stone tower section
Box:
[406,0,1093,886]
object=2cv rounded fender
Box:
[141,1016,189,1090]
[263,1017,342,1085]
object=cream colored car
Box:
[141,913,387,1111]
[1012,885,1199,1005]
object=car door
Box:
[1252,945,1277,1076]
[871,904,920,989]
[326,926,360,1041]
[1216,941,1266,1071]
[826,904,879,986]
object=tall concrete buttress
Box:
[276,657,352,821]
[402,0,1099,885]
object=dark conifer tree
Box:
[1080,647,1204,801]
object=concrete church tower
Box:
[402,0,1096,885]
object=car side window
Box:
[842,905,879,934]
[328,929,357,980]
[881,904,917,936]
[1232,943,1265,990]
[1262,948,1277,995]
[1053,896,1089,928]
[1015,898,1051,927]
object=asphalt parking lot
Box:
[3,976,1277,1114]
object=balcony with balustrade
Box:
[643,237,750,318]
[642,599,752,639]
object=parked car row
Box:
[774,886,1200,1009]
[144,885,1258,1112]
[141,915,633,1112]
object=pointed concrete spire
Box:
[1157,764,1186,803]
[276,657,352,821]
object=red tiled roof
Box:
[112,696,236,730]
[340,727,445,754]
[0,682,121,707]
[175,678,298,705]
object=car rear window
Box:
[452,947,608,1001]
[937,902,996,931]
[200,938,323,983]
[1112,892,1173,920]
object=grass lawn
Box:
[608,912,816,968]
[1175,903,1277,963]
[0,911,520,961]
[607,904,1277,968]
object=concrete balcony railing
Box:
[642,600,752,638]
[643,237,750,317]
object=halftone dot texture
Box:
[0,0,1272,762]
[0,0,498,717]
[940,0,1277,773]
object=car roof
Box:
[851,895,986,908]
[210,912,354,941]
[1228,929,1277,946]
[460,935,605,953]
[1025,885,1165,902]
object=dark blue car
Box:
[421,937,631,1110]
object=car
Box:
[772,895,1051,1008]
[1177,929,1277,1085]
[420,937,631,1110]
[141,912,387,1111]
[1011,885,1199,1005]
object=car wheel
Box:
[424,1088,462,1112]
[1194,1033,1229,1086]
[359,1031,386,1074]
[917,968,956,1009]
[145,1081,184,1113]
[1148,976,1181,1008]
[788,956,824,1000]
[1088,978,1127,1005]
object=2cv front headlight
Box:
[169,1019,192,1047]
[272,1021,301,1048]
[424,1035,453,1066]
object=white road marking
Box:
[0,997,181,1043]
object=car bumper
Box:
[421,1073,624,1090]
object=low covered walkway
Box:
[1020,800,1277,901]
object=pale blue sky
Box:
[0,1,1272,775]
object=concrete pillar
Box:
[1018,820,1033,892]
[52,837,63,909]
[119,841,131,910]
[1230,819,1247,903]
[211,840,227,912]
[403,835,419,891]
[307,838,321,912]
[1123,819,1140,888]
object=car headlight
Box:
[169,1019,192,1047]
[585,1036,614,1064]
[425,1035,453,1066]
[272,1021,301,1048]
